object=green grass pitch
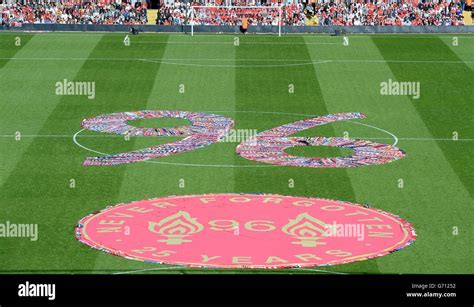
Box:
[0,32,472,274]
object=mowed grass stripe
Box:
[0,34,33,189]
[0,34,103,188]
[440,37,474,264]
[369,37,473,273]
[232,36,360,273]
[338,35,470,273]
[0,34,33,69]
[0,34,169,273]
[0,33,104,272]
[373,37,473,198]
[91,35,238,273]
[301,36,386,274]
[441,35,474,71]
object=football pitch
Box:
[0,32,472,274]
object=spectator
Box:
[0,1,148,25]
[0,1,465,26]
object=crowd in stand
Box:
[311,1,465,26]
[0,1,466,27]
[156,1,465,26]
[0,2,147,26]
[156,2,306,25]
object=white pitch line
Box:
[208,110,402,146]
[142,58,324,61]
[0,57,472,65]
[243,41,341,45]
[113,266,183,275]
[351,137,474,142]
[349,121,399,146]
[73,129,108,156]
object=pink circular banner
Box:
[76,194,416,269]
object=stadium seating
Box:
[0,1,469,26]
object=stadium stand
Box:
[0,1,469,26]
[157,1,466,26]
[0,1,148,25]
